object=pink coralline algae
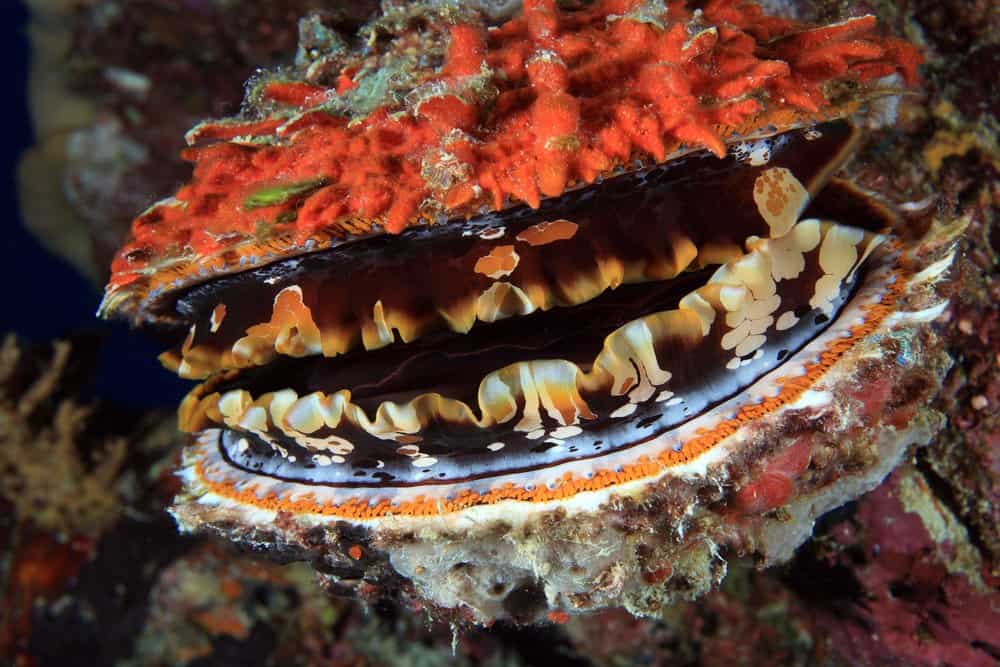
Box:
[802,467,1000,667]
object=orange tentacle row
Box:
[101,1,954,626]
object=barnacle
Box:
[100,0,955,624]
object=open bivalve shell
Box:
[100,0,955,625]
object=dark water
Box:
[4,0,186,408]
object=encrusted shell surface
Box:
[99,0,920,324]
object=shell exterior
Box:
[99,1,953,625]
[99,0,920,323]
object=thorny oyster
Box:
[100,0,956,624]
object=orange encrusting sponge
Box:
[109,0,920,290]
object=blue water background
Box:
[4,1,187,407]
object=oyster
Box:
[100,0,954,624]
